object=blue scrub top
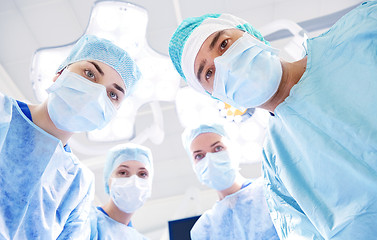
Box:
[90,206,148,240]
[16,100,71,153]
[190,178,278,240]
[96,207,133,227]
[263,1,377,239]
[0,95,94,239]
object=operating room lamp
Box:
[30,1,180,147]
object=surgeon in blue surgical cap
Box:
[0,35,141,239]
[90,143,153,240]
[182,123,279,240]
[170,2,377,239]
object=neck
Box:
[217,174,244,200]
[102,199,133,226]
[260,56,307,113]
[28,100,73,145]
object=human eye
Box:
[84,69,95,80]
[117,166,130,177]
[205,69,213,81]
[138,171,149,179]
[214,145,224,152]
[194,153,205,161]
[109,91,118,101]
[220,39,228,50]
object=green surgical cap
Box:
[169,13,269,83]
[57,35,141,97]
[103,143,153,194]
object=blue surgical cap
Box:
[57,35,141,97]
[181,123,229,161]
[103,143,153,194]
[169,13,269,83]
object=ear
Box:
[52,72,61,82]
[52,71,62,83]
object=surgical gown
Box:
[89,206,148,240]
[262,1,377,239]
[0,93,94,239]
[190,178,279,240]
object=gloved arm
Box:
[262,150,324,240]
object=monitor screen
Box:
[168,215,201,240]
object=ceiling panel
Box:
[68,0,96,30]
[0,0,17,13]
[19,0,84,46]
[0,10,37,62]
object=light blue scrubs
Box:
[191,178,279,240]
[0,93,94,239]
[263,1,377,239]
[89,206,148,240]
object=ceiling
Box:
[0,0,361,239]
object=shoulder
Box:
[190,213,212,239]
[0,93,13,123]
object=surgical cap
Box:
[103,143,153,194]
[181,123,229,161]
[57,35,141,97]
[169,13,269,95]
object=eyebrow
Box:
[193,149,203,154]
[196,59,206,81]
[88,61,104,75]
[209,30,225,51]
[210,141,221,147]
[113,83,125,95]
[196,30,225,81]
[192,141,221,154]
[119,165,130,168]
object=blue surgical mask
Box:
[46,70,116,132]
[194,150,237,191]
[212,32,282,110]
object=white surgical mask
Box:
[46,70,116,132]
[110,175,151,213]
[194,150,237,191]
[213,32,282,110]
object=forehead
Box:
[199,28,244,51]
[114,160,146,171]
[190,132,223,151]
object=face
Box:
[108,160,149,188]
[190,132,227,165]
[65,60,126,109]
[194,28,245,94]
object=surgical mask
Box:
[46,70,116,132]
[110,175,151,213]
[212,32,282,110]
[194,150,237,191]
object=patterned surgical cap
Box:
[57,35,141,97]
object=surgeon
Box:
[169,1,377,239]
[182,123,279,240]
[90,143,153,240]
[0,35,141,239]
